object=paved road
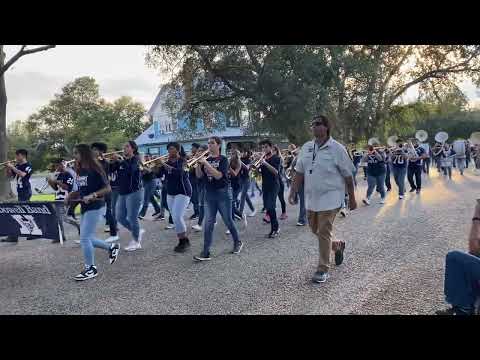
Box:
[0,167,477,314]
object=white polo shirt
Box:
[295,137,355,212]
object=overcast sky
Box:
[4,45,480,125]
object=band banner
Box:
[0,202,60,241]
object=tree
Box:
[0,45,55,200]
[146,45,480,144]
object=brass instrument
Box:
[415,130,428,143]
[185,149,210,169]
[140,154,169,170]
[102,150,124,160]
[435,131,449,145]
[251,152,266,169]
[0,159,16,169]
[406,139,418,159]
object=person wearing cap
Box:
[288,115,357,284]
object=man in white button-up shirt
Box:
[288,115,357,284]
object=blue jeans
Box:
[444,250,480,311]
[366,173,386,199]
[111,189,120,223]
[298,182,306,224]
[197,183,206,226]
[80,207,111,267]
[139,179,160,217]
[116,190,143,242]
[203,187,240,255]
[239,178,254,215]
[167,194,190,234]
[392,166,407,196]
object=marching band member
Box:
[238,150,256,217]
[350,146,363,187]
[155,143,192,252]
[441,143,455,180]
[289,115,356,284]
[432,142,444,174]
[419,141,431,175]
[138,154,162,220]
[194,137,243,261]
[362,145,387,205]
[273,145,288,221]
[48,158,80,243]
[453,141,466,176]
[391,139,408,200]
[112,141,144,252]
[407,139,427,194]
[192,145,208,232]
[188,143,201,220]
[258,140,281,238]
[384,147,392,192]
[105,150,122,243]
[91,143,119,243]
[66,144,119,281]
[228,149,248,225]
[2,149,33,243]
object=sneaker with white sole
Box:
[165,224,174,230]
[105,235,119,243]
[296,222,306,226]
[109,244,120,264]
[340,209,347,217]
[243,214,248,227]
[194,252,212,261]
[248,210,257,217]
[399,195,404,200]
[225,230,231,235]
[380,198,386,204]
[362,198,371,205]
[124,240,141,252]
[192,224,203,232]
[104,226,110,233]
[74,265,98,281]
[231,241,244,255]
[74,240,81,245]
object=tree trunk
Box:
[0,46,12,201]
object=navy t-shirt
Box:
[55,172,74,200]
[365,153,386,176]
[108,160,121,190]
[260,154,280,189]
[158,158,192,197]
[77,168,108,214]
[14,162,33,194]
[201,155,229,192]
[391,149,408,169]
[229,164,241,191]
[408,146,426,167]
[239,157,251,181]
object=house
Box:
[135,87,263,156]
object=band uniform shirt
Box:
[14,162,33,196]
[391,148,409,169]
[295,137,355,212]
[65,167,79,192]
[77,168,108,214]
[260,154,280,190]
[116,156,142,195]
[201,155,230,192]
[55,172,74,201]
[108,160,121,190]
[362,151,386,177]
[408,146,426,167]
[157,158,192,197]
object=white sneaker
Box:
[124,240,141,251]
[248,210,257,217]
[225,230,231,235]
[165,224,174,230]
[104,226,110,233]
[192,224,202,232]
[138,229,145,245]
[380,198,386,204]
[399,195,404,200]
[362,198,371,206]
[105,235,119,243]
[74,240,81,244]
[340,209,347,217]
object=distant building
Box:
[135,86,263,155]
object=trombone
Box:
[101,150,124,160]
[0,160,16,169]
[251,152,266,169]
[140,154,169,170]
[186,149,209,170]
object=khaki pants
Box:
[307,208,342,272]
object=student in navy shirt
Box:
[191,145,209,232]
[2,149,33,243]
[155,142,192,253]
[48,158,80,243]
[238,150,256,217]
[194,136,242,261]
[65,144,119,281]
[228,149,247,225]
[361,145,387,206]
[273,145,288,221]
[407,139,427,194]
[259,139,281,238]
[390,140,409,199]
[111,140,144,252]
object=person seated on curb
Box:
[436,200,480,315]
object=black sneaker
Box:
[194,252,212,261]
[174,238,191,253]
[154,214,165,221]
[266,230,280,238]
[312,271,329,283]
[231,241,244,255]
[109,244,120,264]
[189,214,199,220]
[335,241,346,266]
[416,189,421,194]
[152,211,161,217]
[1,237,18,243]
[74,265,98,281]
[409,188,416,193]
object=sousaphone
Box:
[434,131,449,144]
[415,130,428,143]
